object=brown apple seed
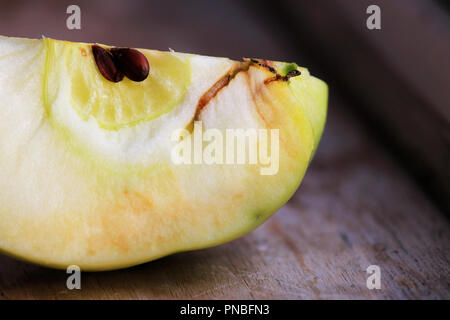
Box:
[110,48,149,82]
[92,45,124,82]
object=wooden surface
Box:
[1,95,448,299]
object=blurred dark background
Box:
[0,0,449,300]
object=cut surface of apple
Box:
[0,36,328,270]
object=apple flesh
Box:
[0,36,327,270]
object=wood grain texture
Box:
[1,96,448,300]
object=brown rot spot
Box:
[110,48,149,82]
[248,58,301,83]
[264,74,283,85]
[264,69,301,85]
[248,58,276,74]
[92,45,124,82]
[79,47,87,57]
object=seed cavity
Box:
[110,48,150,82]
[92,45,124,83]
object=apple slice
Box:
[0,36,327,270]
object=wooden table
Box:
[1,95,448,299]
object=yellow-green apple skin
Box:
[0,36,327,270]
